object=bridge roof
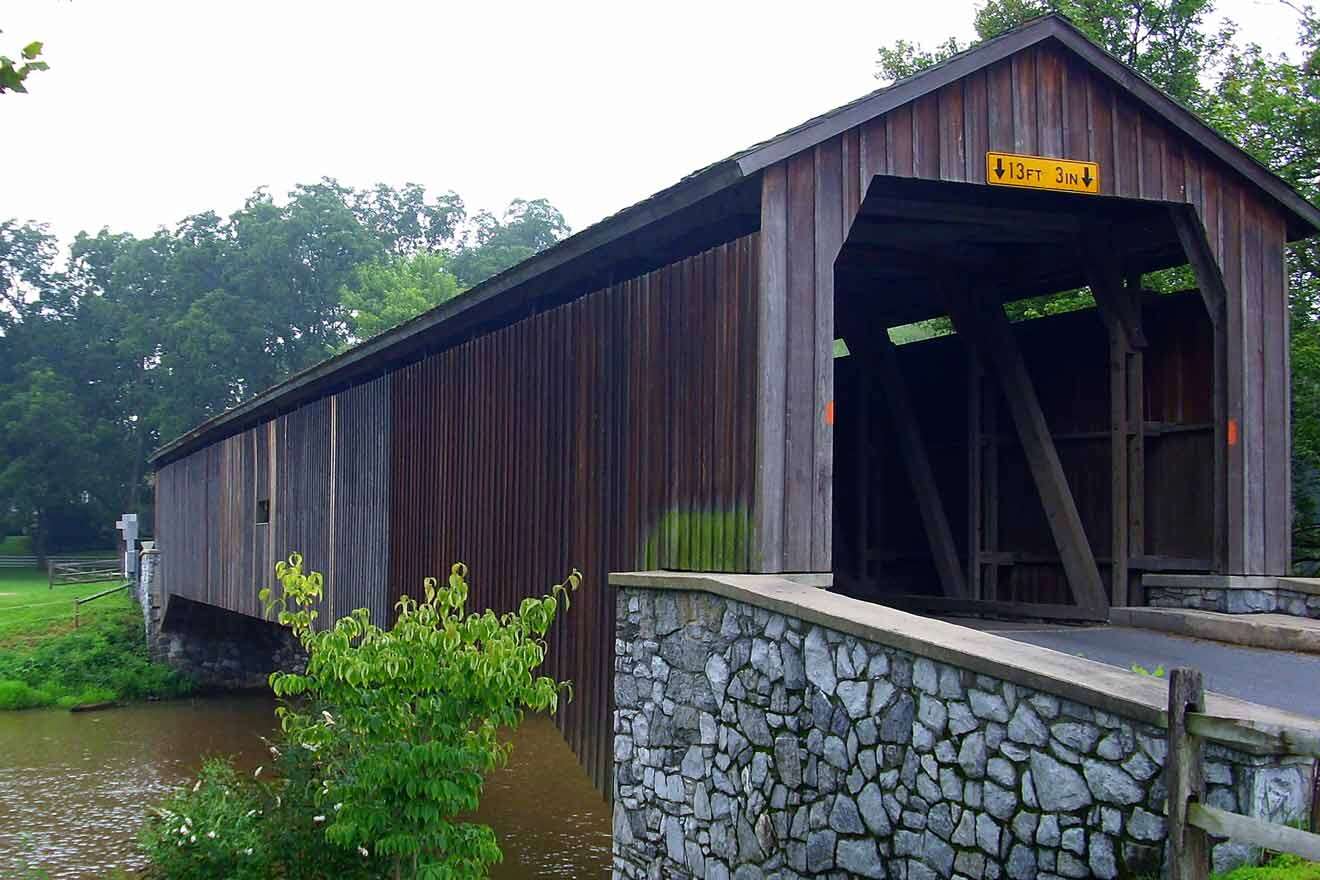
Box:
[151,13,1320,466]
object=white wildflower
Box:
[321,710,335,726]
[243,847,254,856]
[178,827,189,836]
[313,815,326,823]
[302,742,319,753]
[253,766,263,778]
[357,846,369,858]
[206,831,216,839]
[245,809,257,818]
[192,779,202,793]
[269,745,281,758]
[189,835,196,844]
[333,802,342,812]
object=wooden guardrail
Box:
[0,555,38,567]
[73,581,132,628]
[1168,667,1320,880]
[48,556,120,589]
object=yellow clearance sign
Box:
[985,151,1100,194]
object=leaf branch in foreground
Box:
[260,553,581,880]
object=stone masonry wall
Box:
[1147,585,1320,619]
[613,587,1314,880]
[141,549,304,689]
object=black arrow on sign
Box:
[1082,167,1093,188]
[994,157,1005,179]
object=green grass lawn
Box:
[0,566,192,709]
[1217,854,1320,880]
[0,567,126,646]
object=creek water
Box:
[0,694,611,878]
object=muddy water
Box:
[0,695,611,878]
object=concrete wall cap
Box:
[1142,573,1280,590]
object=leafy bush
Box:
[261,554,580,879]
[0,679,53,709]
[143,554,579,880]
[139,759,269,880]
[140,749,388,880]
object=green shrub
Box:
[139,759,270,880]
[260,554,580,879]
[0,679,53,710]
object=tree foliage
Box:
[0,31,46,94]
[0,184,568,550]
[258,554,581,879]
[340,252,461,344]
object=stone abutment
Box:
[611,573,1315,880]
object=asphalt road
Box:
[950,620,1320,719]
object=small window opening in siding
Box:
[256,499,270,525]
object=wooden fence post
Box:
[1169,667,1209,880]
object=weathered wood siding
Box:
[834,294,1214,604]
[760,38,1291,575]
[155,375,392,627]
[388,235,760,794]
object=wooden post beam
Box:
[1084,227,1145,608]
[872,337,969,599]
[1169,205,1230,574]
[1168,667,1209,880]
[967,350,984,601]
[943,286,1110,615]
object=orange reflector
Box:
[1227,418,1238,446]
[825,401,835,426]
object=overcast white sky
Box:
[1,0,1310,245]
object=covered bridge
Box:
[150,15,1320,794]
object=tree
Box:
[875,0,1234,109]
[340,252,461,343]
[0,182,567,550]
[0,32,46,94]
[0,367,95,561]
[451,199,570,289]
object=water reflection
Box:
[0,696,609,879]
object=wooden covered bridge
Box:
[150,15,1320,793]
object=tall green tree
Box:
[876,0,1234,108]
[0,366,95,561]
[0,182,569,551]
[340,252,462,343]
[451,199,570,289]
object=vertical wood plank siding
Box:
[760,39,1291,576]
[388,235,759,794]
[155,375,392,632]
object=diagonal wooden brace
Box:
[941,284,1110,616]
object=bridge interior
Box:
[831,176,1221,620]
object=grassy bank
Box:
[0,567,192,709]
